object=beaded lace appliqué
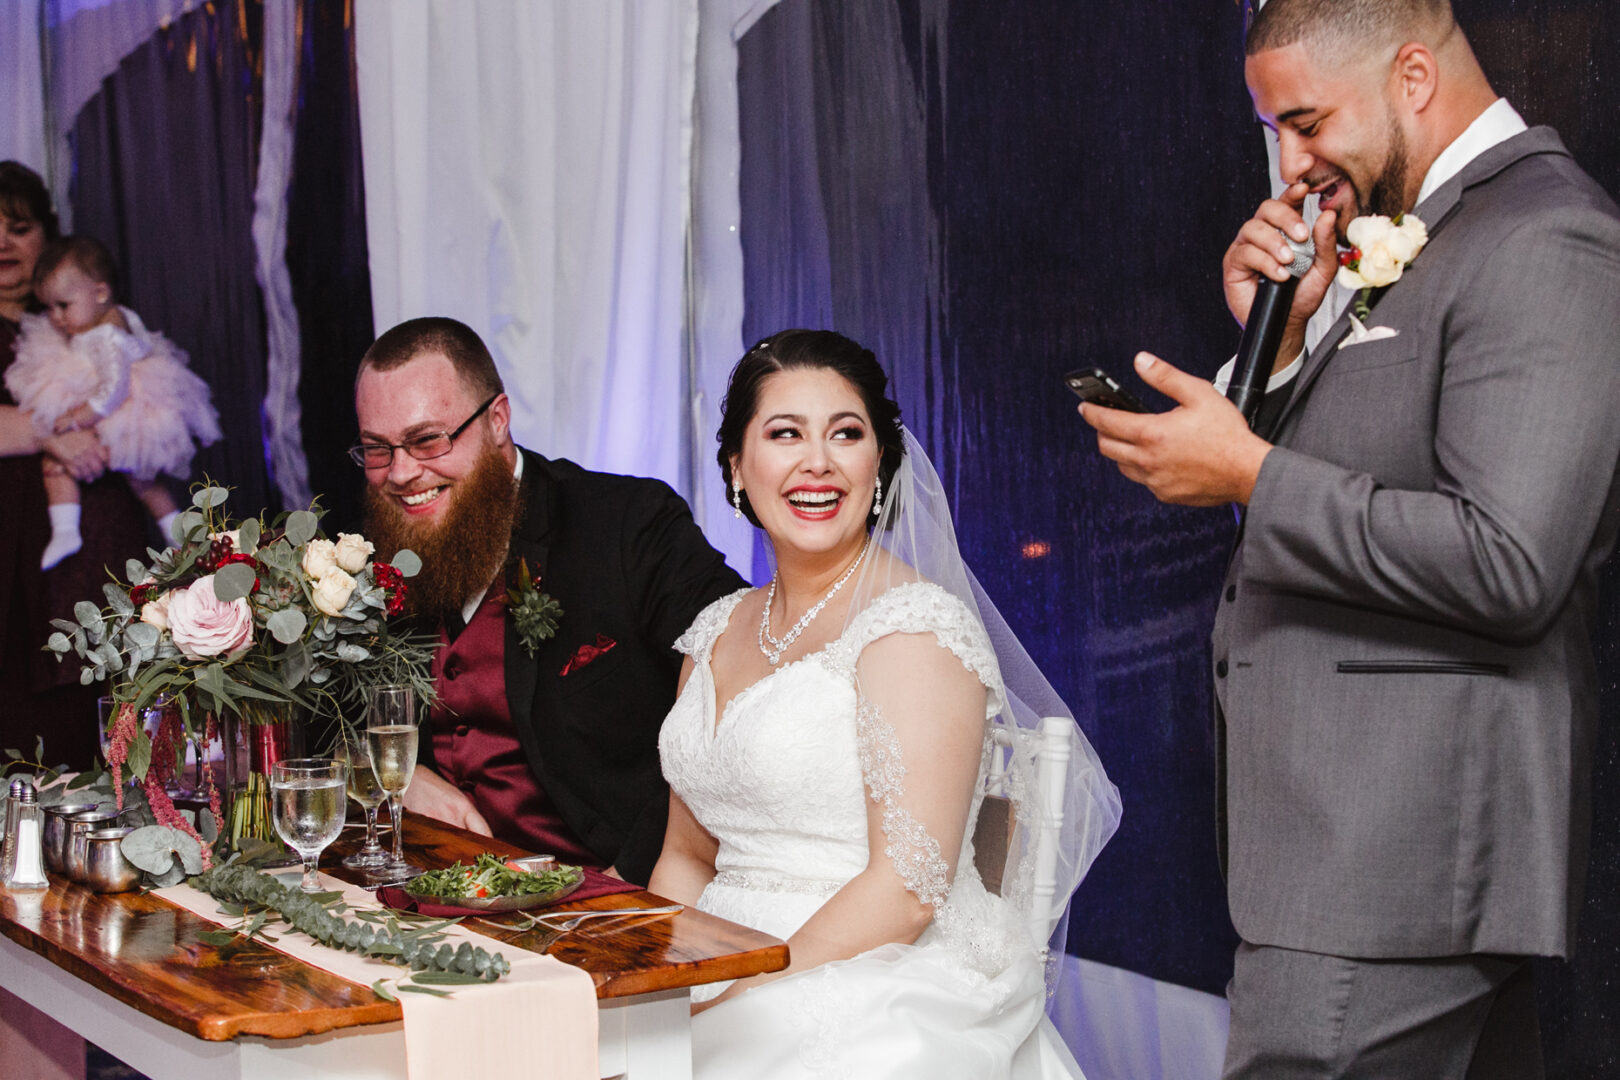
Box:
[855,696,952,910]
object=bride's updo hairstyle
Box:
[717,329,905,528]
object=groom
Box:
[1083,0,1620,1075]
[354,317,744,884]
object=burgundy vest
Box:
[429,590,597,866]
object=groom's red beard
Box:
[363,443,522,625]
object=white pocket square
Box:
[1339,314,1400,349]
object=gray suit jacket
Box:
[1211,127,1620,960]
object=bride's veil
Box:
[841,427,1121,967]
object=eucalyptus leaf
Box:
[268,608,307,646]
[51,618,79,635]
[80,668,95,686]
[396,984,453,998]
[74,601,102,630]
[238,517,261,555]
[336,642,370,664]
[390,549,422,578]
[126,559,148,583]
[285,510,319,548]
[126,622,160,651]
[192,486,230,510]
[371,979,399,1002]
[121,825,192,873]
[408,971,487,986]
[197,929,240,947]
[103,583,134,616]
[174,511,206,545]
[151,863,187,888]
[213,562,257,603]
[46,632,70,654]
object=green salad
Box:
[406,853,582,899]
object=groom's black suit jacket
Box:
[419,447,745,884]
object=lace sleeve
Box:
[672,587,750,662]
[852,623,988,911]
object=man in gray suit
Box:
[1083,0,1620,1075]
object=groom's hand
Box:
[402,765,494,836]
[1080,353,1272,506]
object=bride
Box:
[650,330,1120,1078]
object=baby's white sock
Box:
[41,504,83,569]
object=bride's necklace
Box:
[757,538,871,666]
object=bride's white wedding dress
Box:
[662,582,1087,1080]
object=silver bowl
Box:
[42,802,101,874]
[65,810,121,882]
[82,827,141,893]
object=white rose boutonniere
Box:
[332,533,375,574]
[1336,212,1428,319]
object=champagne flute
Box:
[366,686,420,875]
[270,758,348,893]
[335,727,389,872]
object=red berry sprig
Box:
[196,534,236,573]
[1338,246,1362,269]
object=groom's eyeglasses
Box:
[348,395,498,468]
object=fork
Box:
[525,904,684,932]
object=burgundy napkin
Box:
[376,865,642,916]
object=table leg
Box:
[597,988,693,1080]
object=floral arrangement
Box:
[46,484,437,868]
[1337,212,1428,319]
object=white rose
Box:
[1345,214,1393,252]
[311,568,357,617]
[332,533,375,574]
[1336,265,1369,290]
[1357,241,1405,288]
[139,592,172,631]
[301,538,338,580]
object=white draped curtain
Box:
[356,0,696,493]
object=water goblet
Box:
[366,686,421,875]
[334,726,389,872]
[270,758,348,893]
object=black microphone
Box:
[1227,234,1314,428]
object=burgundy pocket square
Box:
[560,634,618,677]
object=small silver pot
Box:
[42,802,101,874]
[82,827,141,893]
[65,810,121,882]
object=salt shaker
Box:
[2,779,49,890]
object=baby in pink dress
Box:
[4,237,220,567]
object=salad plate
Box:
[402,853,584,912]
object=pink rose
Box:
[167,575,254,660]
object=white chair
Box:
[974,716,1072,953]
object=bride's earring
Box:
[871,474,884,517]
[732,480,744,519]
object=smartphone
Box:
[1063,368,1147,413]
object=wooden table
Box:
[0,814,788,1080]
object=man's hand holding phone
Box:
[1078,352,1272,507]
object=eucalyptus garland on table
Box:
[192,862,511,997]
[43,482,440,861]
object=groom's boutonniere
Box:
[1336,212,1428,321]
[506,558,563,657]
